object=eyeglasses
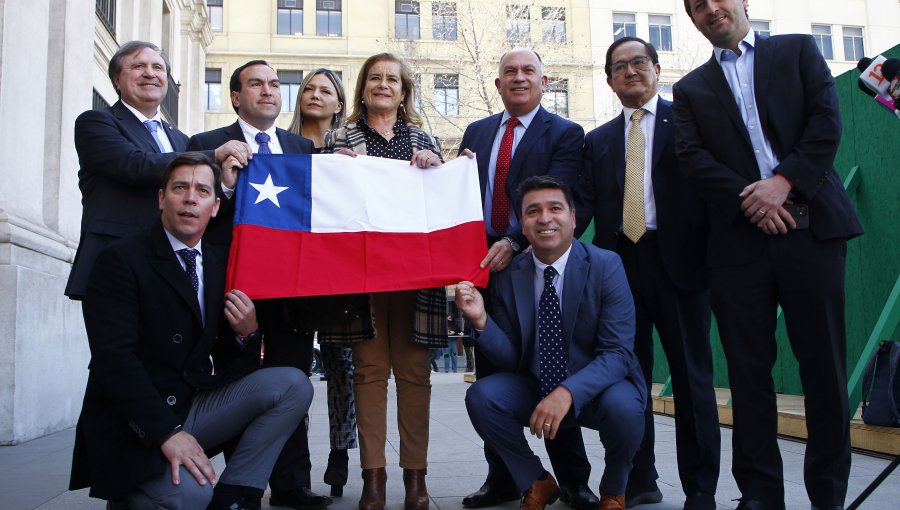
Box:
[611,56,652,75]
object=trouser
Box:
[321,344,358,450]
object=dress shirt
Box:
[238,118,284,155]
[714,30,779,180]
[121,100,174,153]
[483,104,542,237]
[529,245,572,380]
[163,228,205,323]
[621,94,659,231]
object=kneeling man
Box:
[69,152,313,510]
[457,176,645,510]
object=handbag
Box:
[861,340,900,427]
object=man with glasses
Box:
[576,36,720,510]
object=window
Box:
[612,13,636,41]
[277,0,302,35]
[812,24,833,60]
[434,74,459,115]
[751,20,770,38]
[433,2,457,41]
[93,88,110,111]
[206,0,223,33]
[278,70,303,113]
[507,5,530,44]
[542,7,566,44]
[204,69,222,111]
[316,0,342,37]
[543,79,568,118]
[96,0,116,36]
[648,15,672,51]
[395,1,420,40]
[843,26,864,61]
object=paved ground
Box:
[1,371,897,510]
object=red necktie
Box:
[491,117,520,235]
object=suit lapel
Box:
[508,107,550,191]
[753,35,774,139]
[113,101,160,153]
[561,242,588,345]
[161,121,186,151]
[698,58,753,149]
[611,113,626,194]
[511,256,536,366]
[651,101,673,177]
[276,127,301,154]
[201,244,225,333]
[150,224,203,325]
[475,114,503,204]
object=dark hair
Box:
[229,59,272,113]
[160,152,222,192]
[683,0,749,19]
[604,37,659,77]
[515,175,575,214]
[347,53,422,127]
[108,41,170,96]
[287,68,347,134]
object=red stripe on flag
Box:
[226,221,490,299]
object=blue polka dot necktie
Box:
[539,265,566,398]
[176,248,200,295]
[255,131,272,154]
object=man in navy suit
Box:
[457,48,596,510]
[188,59,326,510]
[457,176,645,510]
[673,2,863,509]
[65,40,250,300]
[578,37,720,510]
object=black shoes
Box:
[558,483,600,510]
[270,487,333,510]
[624,482,663,508]
[683,492,716,510]
[323,448,349,497]
[207,483,263,510]
[462,481,521,508]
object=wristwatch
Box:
[502,236,520,253]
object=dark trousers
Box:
[710,231,850,508]
[616,233,720,496]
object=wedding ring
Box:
[757,209,767,215]
[543,422,552,428]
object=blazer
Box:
[673,33,863,267]
[69,221,260,499]
[65,100,199,299]
[477,240,646,415]
[187,121,315,248]
[458,106,584,248]
[579,98,708,292]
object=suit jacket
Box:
[187,121,315,247]
[65,100,201,299]
[477,240,646,415]
[69,221,260,499]
[458,106,584,248]
[579,98,708,292]
[673,33,863,267]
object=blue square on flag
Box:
[234,154,312,232]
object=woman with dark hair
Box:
[322,53,446,510]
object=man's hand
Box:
[739,174,792,226]
[410,149,441,168]
[214,141,252,189]
[481,239,514,273]
[224,289,257,337]
[455,281,487,330]
[529,386,573,440]
[755,204,797,235]
[160,430,216,486]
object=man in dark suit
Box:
[457,48,597,510]
[578,37,720,510]
[673,2,864,509]
[70,152,312,510]
[65,40,250,300]
[457,176,645,510]
[188,60,326,510]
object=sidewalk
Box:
[1,372,897,510]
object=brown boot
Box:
[599,493,625,510]
[403,469,429,510]
[519,473,559,510]
[359,468,387,510]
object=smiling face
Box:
[114,46,168,117]
[362,60,405,116]
[608,41,660,109]
[158,164,220,247]
[231,64,281,131]
[300,73,343,122]
[496,49,548,117]
[521,188,576,265]
[688,0,750,51]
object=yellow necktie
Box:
[623,109,647,243]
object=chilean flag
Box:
[226,154,489,299]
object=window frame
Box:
[277,70,303,113]
[648,14,672,52]
[612,12,636,41]
[811,24,834,60]
[395,0,421,40]
[316,0,342,37]
[434,74,459,116]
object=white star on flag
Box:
[249,173,289,208]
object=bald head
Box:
[495,48,548,116]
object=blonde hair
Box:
[287,68,347,135]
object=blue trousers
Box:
[466,372,644,495]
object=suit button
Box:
[172,334,183,344]
[166,396,177,406]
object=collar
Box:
[238,117,278,143]
[532,243,573,280]
[501,103,541,130]
[121,100,162,124]
[163,228,203,257]
[714,29,755,63]
[622,93,659,121]
[359,115,410,135]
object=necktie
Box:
[143,120,166,152]
[491,117,520,235]
[177,248,200,295]
[539,266,566,398]
[256,131,273,154]
[622,109,647,243]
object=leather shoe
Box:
[599,493,626,510]
[519,473,559,510]
[403,469,430,510]
[359,467,387,510]
[735,499,778,510]
[625,483,663,508]
[324,448,350,497]
[208,483,263,510]
[684,492,716,510]
[270,487,333,510]
[462,481,521,508]
[558,483,599,510]
[106,501,129,510]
